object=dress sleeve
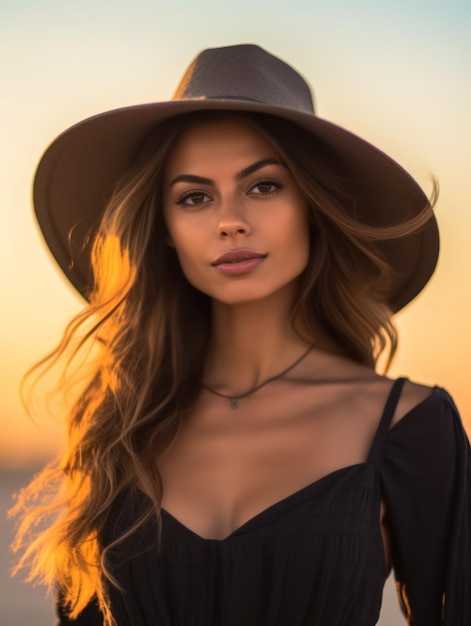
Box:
[379,387,470,626]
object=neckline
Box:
[159,387,440,542]
[161,462,370,542]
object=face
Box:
[162,117,310,305]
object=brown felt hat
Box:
[33,44,439,310]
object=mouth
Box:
[211,249,267,276]
[212,249,267,266]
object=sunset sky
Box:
[1,0,470,468]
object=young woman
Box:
[12,44,470,625]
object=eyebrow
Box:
[169,158,286,187]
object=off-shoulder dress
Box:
[57,378,471,625]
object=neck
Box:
[204,285,313,395]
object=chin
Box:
[209,283,296,306]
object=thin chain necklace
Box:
[202,343,315,409]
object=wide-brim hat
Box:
[33,44,439,311]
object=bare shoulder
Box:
[388,378,435,429]
[296,349,436,429]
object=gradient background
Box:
[1,0,470,623]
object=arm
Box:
[379,388,470,625]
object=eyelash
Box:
[176,189,211,208]
[175,179,283,208]
[250,178,283,196]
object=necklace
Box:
[202,343,315,409]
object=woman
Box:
[12,44,470,625]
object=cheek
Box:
[170,233,199,268]
[279,201,310,257]
[166,227,208,287]
[169,216,208,255]
[164,204,207,253]
[294,228,311,274]
[287,206,311,275]
[164,211,192,256]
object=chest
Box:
[156,390,380,541]
[106,466,388,626]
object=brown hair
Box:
[10,111,436,624]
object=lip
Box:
[212,249,267,265]
[211,249,267,276]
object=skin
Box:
[159,117,432,568]
[163,116,315,391]
[163,119,310,307]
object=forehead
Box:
[163,117,279,177]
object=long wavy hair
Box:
[11,111,436,624]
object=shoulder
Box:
[370,377,458,447]
[387,378,462,435]
[332,364,464,452]
[381,379,466,472]
[389,378,438,429]
[297,349,462,436]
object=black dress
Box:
[56,379,471,625]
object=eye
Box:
[249,179,283,196]
[175,190,212,208]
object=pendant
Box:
[230,397,240,409]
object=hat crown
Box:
[173,44,315,115]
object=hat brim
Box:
[33,98,439,311]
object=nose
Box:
[217,199,251,239]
